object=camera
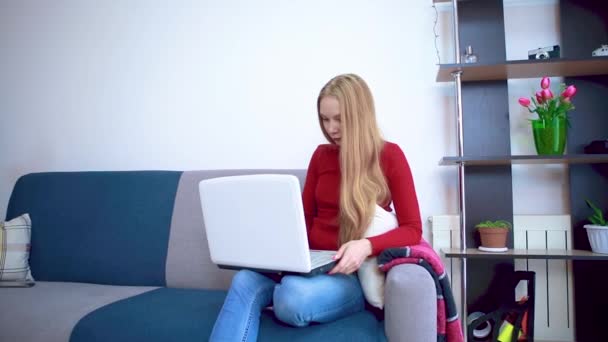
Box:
[528,45,560,60]
[592,45,608,57]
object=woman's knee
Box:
[273,274,365,327]
[273,276,313,327]
[230,270,275,300]
[231,269,258,288]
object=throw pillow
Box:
[0,213,34,281]
[358,205,398,309]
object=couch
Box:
[0,170,437,342]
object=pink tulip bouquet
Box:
[518,76,577,125]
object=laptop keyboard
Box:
[310,250,336,268]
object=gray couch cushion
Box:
[0,281,158,342]
[165,170,306,289]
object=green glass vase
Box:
[531,117,567,155]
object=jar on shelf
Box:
[462,45,478,63]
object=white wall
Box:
[0,0,458,242]
[0,0,565,241]
[504,1,569,215]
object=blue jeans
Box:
[209,270,365,342]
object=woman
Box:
[210,73,422,341]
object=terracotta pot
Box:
[477,227,508,248]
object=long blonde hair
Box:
[317,74,390,245]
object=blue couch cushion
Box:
[70,288,384,342]
[259,310,384,341]
[70,288,226,342]
[5,171,181,286]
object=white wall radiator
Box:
[430,215,574,342]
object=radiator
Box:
[430,215,574,342]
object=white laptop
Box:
[198,174,336,276]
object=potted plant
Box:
[517,76,578,155]
[476,220,511,252]
[584,199,608,254]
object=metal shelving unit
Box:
[439,1,608,341]
[436,57,608,82]
[439,154,608,166]
[445,1,469,339]
[442,248,608,261]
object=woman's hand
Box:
[328,239,373,275]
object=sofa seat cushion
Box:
[259,310,384,341]
[70,287,227,342]
[0,281,158,342]
[71,287,385,342]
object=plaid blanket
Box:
[378,239,463,342]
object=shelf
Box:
[439,154,608,166]
[436,57,608,82]
[442,248,608,260]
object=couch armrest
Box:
[384,263,437,342]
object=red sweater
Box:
[302,141,422,256]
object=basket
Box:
[584,225,608,254]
